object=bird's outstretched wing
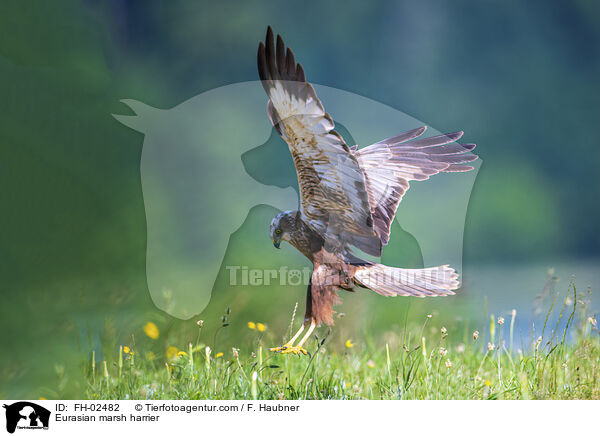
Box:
[354,128,477,244]
[258,27,381,256]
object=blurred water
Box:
[465,259,599,313]
[460,259,599,347]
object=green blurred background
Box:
[1,0,599,398]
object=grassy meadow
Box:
[85,283,600,400]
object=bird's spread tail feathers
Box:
[353,264,459,297]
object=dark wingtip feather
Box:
[257,42,267,81]
[296,63,305,82]
[460,143,477,152]
[434,131,464,143]
[264,26,278,79]
[260,27,306,83]
[276,34,286,77]
[443,131,464,143]
[286,47,295,79]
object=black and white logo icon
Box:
[3,402,50,434]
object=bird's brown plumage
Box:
[258,27,381,257]
[261,27,477,327]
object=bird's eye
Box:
[275,229,281,234]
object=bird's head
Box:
[269,210,298,249]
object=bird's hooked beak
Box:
[273,240,280,249]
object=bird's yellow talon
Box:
[268,345,308,355]
[268,345,291,353]
[277,345,308,355]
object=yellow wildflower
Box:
[166,346,179,360]
[256,322,267,332]
[345,339,354,348]
[247,321,256,330]
[123,346,131,354]
[484,379,492,387]
[215,352,224,358]
[177,351,187,357]
[143,322,160,340]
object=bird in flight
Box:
[258,27,477,355]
